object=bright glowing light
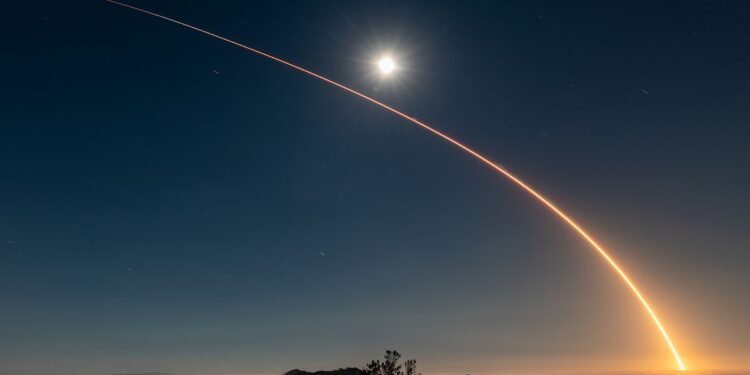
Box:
[105,1,688,371]
[377,56,396,75]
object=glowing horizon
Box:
[104,0,687,371]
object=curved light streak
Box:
[104,1,686,371]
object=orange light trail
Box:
[104,0,686,371]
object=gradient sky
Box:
[2,1,749,375]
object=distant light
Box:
[377,56,396,75]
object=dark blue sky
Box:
[1,1,749,374]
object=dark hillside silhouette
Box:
[287,350,420,375]
[285,368,363,375]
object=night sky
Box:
[2,1,749,375]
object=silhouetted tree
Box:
[363,350,420,375]
[403,359,417,375]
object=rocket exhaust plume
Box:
[104,1,687,371]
